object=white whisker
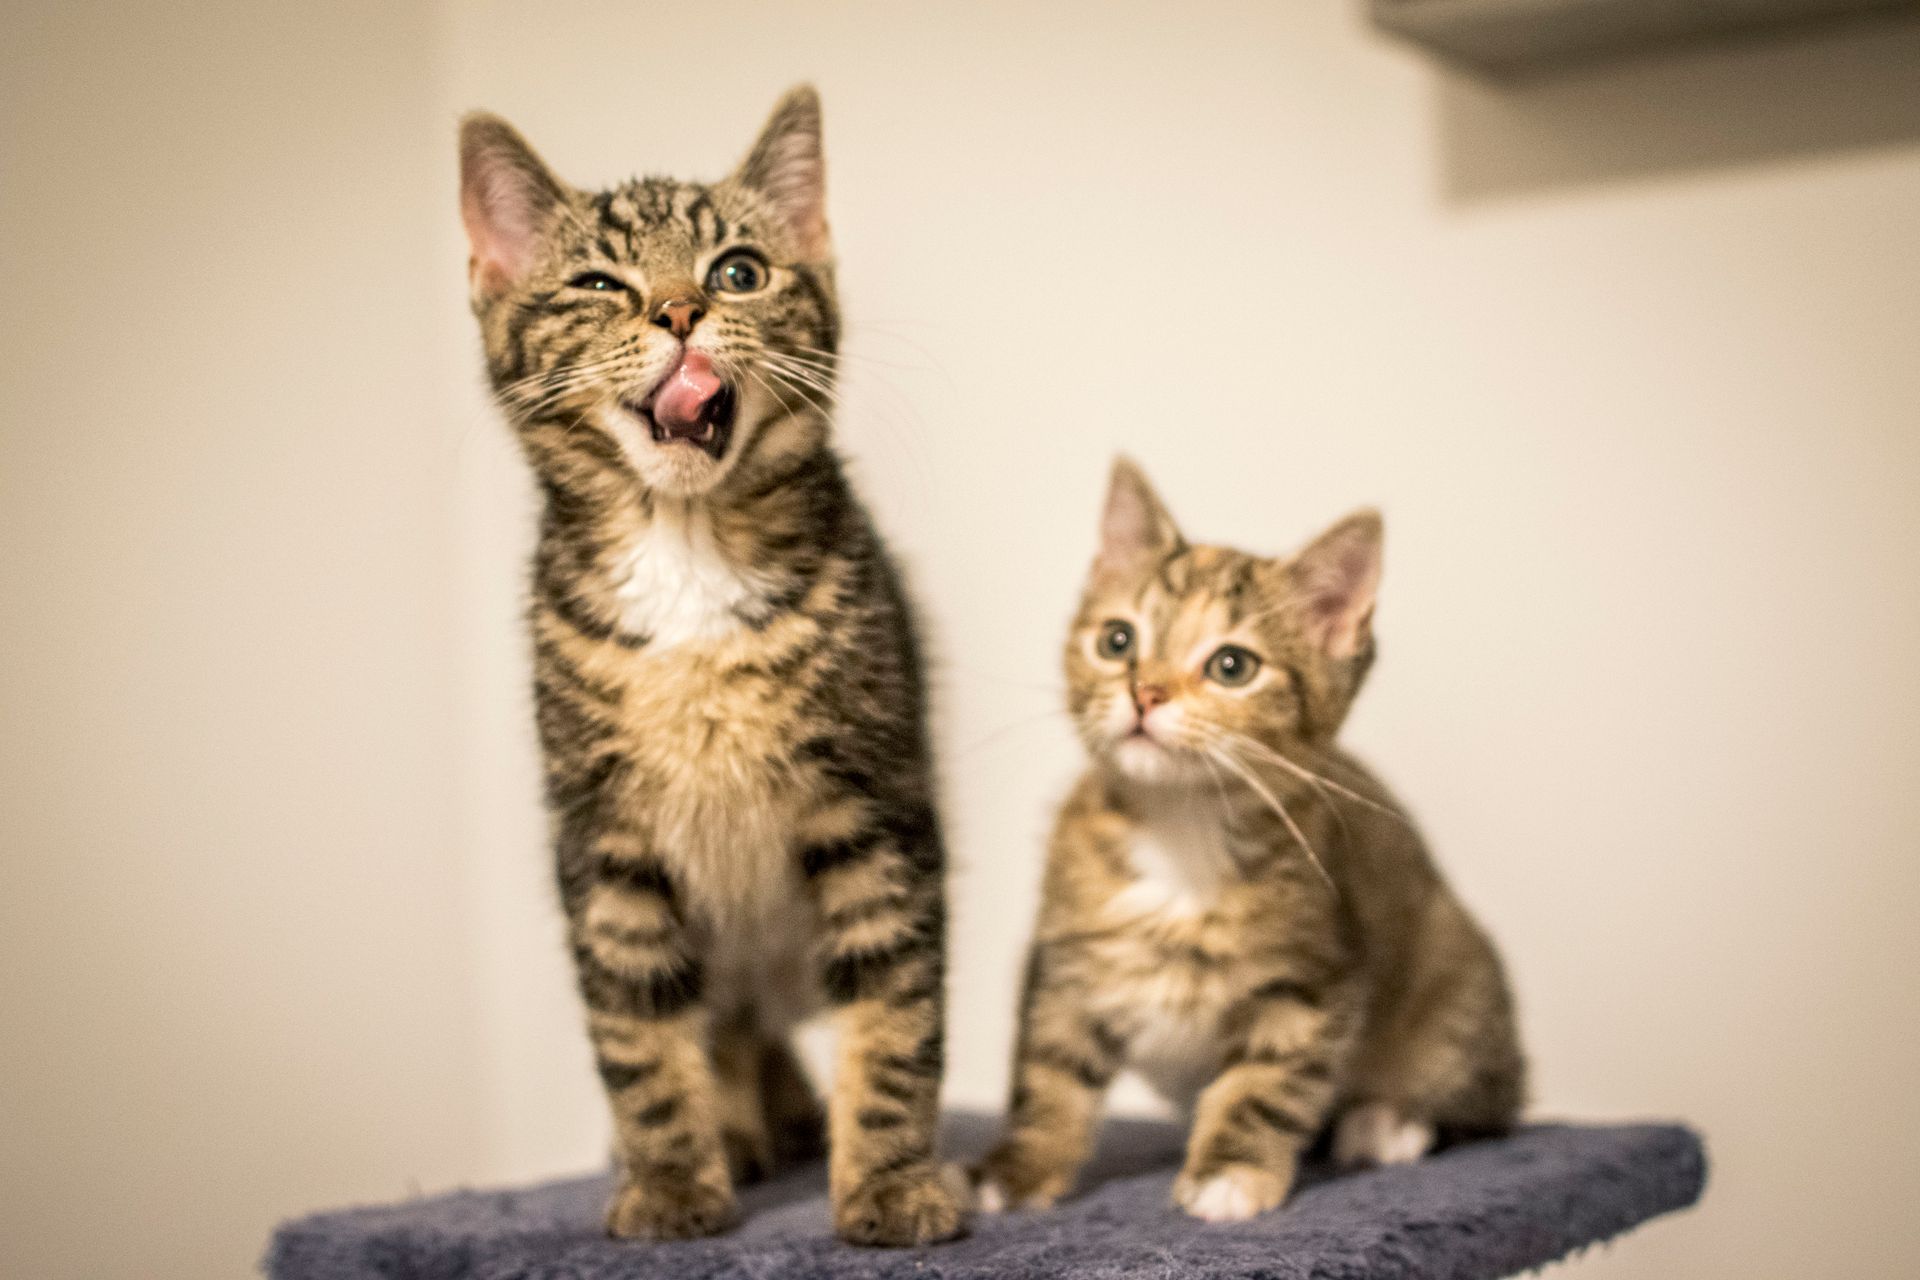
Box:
[1204,745,1335,889]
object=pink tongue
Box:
[649,351,724,435]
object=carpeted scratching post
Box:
[265,1112,1706,1280]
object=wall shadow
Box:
[1434,11,1920,204]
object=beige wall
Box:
[5,2,1918,1277]
[0,3,483,1278]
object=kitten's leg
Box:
[711,1016,775,1185]
[575,855,734,1240]
[1338,934,1523,1165]
[974,946,1125,1211]
[1175,980,1347,1224]
[803,807,964,1246]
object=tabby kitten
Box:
[458,88,963,1246]
[976,460,1525,1223]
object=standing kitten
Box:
[977,460,1524,1223]
[458,88,963,1246]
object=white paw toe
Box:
[1334,1103,1435,1168]
[1187,1174,1259,1223]
[1180,1166,1286,1224]
[974,1179,1008,1214]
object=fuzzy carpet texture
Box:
[266,1113,1706,1280]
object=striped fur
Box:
[977,460,1525,1223]
[459,88,961,1246]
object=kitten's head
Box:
[459,87,837,498]
[1066,459,1383,787]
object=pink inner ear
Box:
[1100,492,1152,564]
[462,162,549,294]
[463,192,523,291]
[1295,528,1380,659]
[1095,463,1177,576]
[755,138,827,259]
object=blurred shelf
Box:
[1369,0,1920,74]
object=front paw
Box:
[605,1175,736,1240]
[1172,1163,1291,1224]
[971,1144,1072,1213]
[1333,1102,1435,1169]
[835,1162,967,1246]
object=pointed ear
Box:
[459,112,570,299]
[735,85,829,261]
[1095,457,1182,579]
[1288,510,1383,660]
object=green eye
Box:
[707,249,769,294]
[1095,620,1136,660]
[567,271,627,292]
[1204,645,1262,687]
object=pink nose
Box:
[1134,684,1168,715]
[651,297,705,339]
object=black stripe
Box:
[535,635,624,706]
[591,921,674,949]
[545,752,621,813]
[596,856,677,904]
[634,1097,680,1128]
[535,573,650,650]
[821,934,926,1005]
[597,1059,662,1091]
[875,1046,941,1080]
[801,831,885,879]
[1239,1095,1311,1136]
[823,892,911,931]
[575,946,703,1018]
[884,968,942,1011]
[856,1107,908,1130]
[854,1144,934,1192]
[868,1074,920,1105]
[1027,1045,1110,1091]
[1249,978,1323,1008]
[788,265,839,349]
[1088,1019,1126,1062]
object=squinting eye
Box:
[1204,645,1262,687]
[707,249,768,294]
[1095,620,1136,660]
[567,271,627,292]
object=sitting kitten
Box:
[977,460,1525,1223]
[458,88,963,1246]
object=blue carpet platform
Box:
[266,1113,1706,1280]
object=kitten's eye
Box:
[707,249,769,295]
[1204,645,1262,687]
[1095,620,1136,661]
[567,272,628,293]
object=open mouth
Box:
[624,350,737,461]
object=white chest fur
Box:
[1103,792,1238,1109]
[610,502,759,649]
[1114,797,1237,920]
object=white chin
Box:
[634,439,726,496]
[599,404,731,496]
[1112,736,1192,784]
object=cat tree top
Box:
[266,1112,1706,1280]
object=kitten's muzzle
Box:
[626,349,736,460]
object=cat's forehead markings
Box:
[1219,559,1258,625]
[680,188,728,245]
[1149,547,1192,599]
[593,180,751,262]
[588,189,642,259]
